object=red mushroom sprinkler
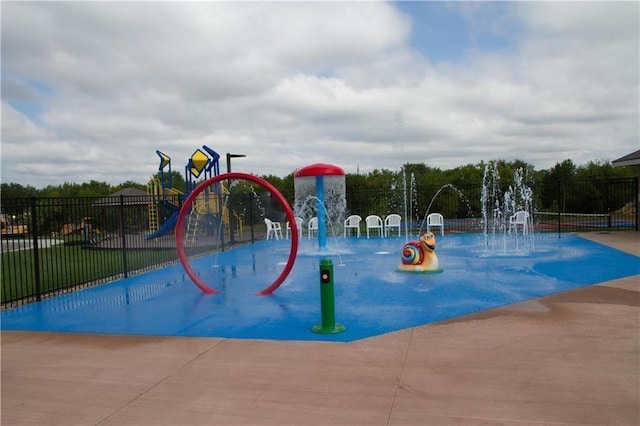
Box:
[295,164,347,334]
[294,163,346,250]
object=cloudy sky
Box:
[2,1,638,188]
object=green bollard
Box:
[312,258,346,334]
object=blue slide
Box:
[146,211,179,240]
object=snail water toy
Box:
[397,232,443,273]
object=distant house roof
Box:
[109,187,148,197]
[612,149,640,167]
[97,187,149,206]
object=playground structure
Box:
[0,214,28,237]
[61,217,93,236]
[146,146,243,242]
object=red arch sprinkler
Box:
[175,172,299,295]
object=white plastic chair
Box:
[343,215,362,237]
[264,218,283,240]
[426,213,444,236]
[365,215,384,239]
[509,211,529,235]
[286,217,303,239]
[307,217,318,239]
[384,214,402,237]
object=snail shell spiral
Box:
[401,241,423,265]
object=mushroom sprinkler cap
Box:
[294,163,346,178]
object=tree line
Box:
[1,158,635,200]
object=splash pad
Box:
[4,161,639,342]
[3,233,639,342]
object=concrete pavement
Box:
[2,232,638,425]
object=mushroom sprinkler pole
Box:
[316,176,327,250]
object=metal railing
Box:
[2,177,636,308]
[0,193,266,307]
[344,178,637,234]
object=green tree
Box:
[77,180,113,196]
[543,159,576,212]
[261,173,295,202]
[113,180,146,192]
[151,171,186,193]
[38,181,109,197]
[443,163,483,187]
[0,183,38,198]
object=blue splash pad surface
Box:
[2,234,639,342]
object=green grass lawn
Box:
[1,243,179,304]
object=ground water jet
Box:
[294,194,348,265]
[417,184,475,236]
[480,161,535,254]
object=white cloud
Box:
[1,1,638,188]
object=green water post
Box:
[312,258,346,334]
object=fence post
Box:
[249,193,255,243]
[556,179,561,238]
[633,176,640,231]
[30,197,42,302]
[229,199,236,245]
[119,195,128,278]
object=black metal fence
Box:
[344,177,638,234]
[1,177,637,308]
